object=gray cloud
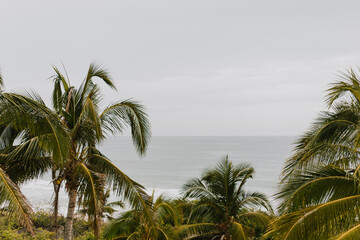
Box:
[1,0,360,135]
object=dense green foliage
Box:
[0,64,152,240]
[0,212,94,240]
[267,69,360,239]
[103,194,180,240]
[179,156,273,240]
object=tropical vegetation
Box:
[103,193,180,240]
[5,64,360,240]
[179,156,273,240]
[0,65,152,240]
[267,69,360,239]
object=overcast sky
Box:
[1,0,360,136]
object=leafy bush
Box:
[32,210,54,230]
[0,211,96,240]
[74,231,96,240]
[0,229,24,240]
[33,228,55,240]
[73,218,92,237]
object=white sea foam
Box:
[21,180,182,215]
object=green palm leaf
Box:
[100,100,151,155]
[87,151,156,232]
[80,63,116,102]
[335,224,360,240]
[182,156,272,239]
[76,162,105,238]
[103,212,138,240]
[278,165,360,213]
[238,212,271,227]
[177,223,217,239]
[0,168,34,234]
[269,195,360,240]
[0,69,3,88]
[229,222,247,240]
[326,68,360,106]
[0,92,69,164]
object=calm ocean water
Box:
[22,136,295,213]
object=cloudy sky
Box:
[1,0,360,136]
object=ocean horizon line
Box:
[112,135,297,137]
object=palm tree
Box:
[267,68,360,239]
[0,162,35,235]
[49,63,152,240]
[179,156,273,240]
[0,64,153,240]
[0,71,34,232]
[281,69,360,179]
[266,164,360,240]
[103,193,180,240]
[78,188,124,224]
[0,70,70,235]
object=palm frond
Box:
[238,191,273,213]
[237,211,271,227]
[51,66,70,91]
[100,100,151,155]
[229,222,247,240]
[335,223,360,240]
[86,150,156,231]
[103,209,145,240]
[76,163,105,238]
[268,195,360,240]
[80,63,116,103]
[177,223,217,240]
[74,85,102,140]
[102,212,138,240]
[182,156,272,239]
[51,76,64,114]
[282,106,360,178]
[156,202,179,226]
[277,165,359,213]
[0,92,69,165]
[0,168,34,234]
[182,178,216,200]
[0,68,3,89]
[0,124,19,150]
[326,68,360,107]
[157,227,170,240]
[187,203,222,224]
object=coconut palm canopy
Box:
[0,64,152,240]
[103,193,181,240]
[268,69,360,240]
[179,156,273,240]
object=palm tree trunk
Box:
[64,187,77,240]
[52,169,60,239]
[53,182,60,239]
[94,217,100,240]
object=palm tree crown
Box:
[0,64,152,240]
[268,68,360,239]
[180,156,272,240]
[103,193,180,240]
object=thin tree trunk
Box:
[52,169,60,239]
[64,187,77,240]
[94,217,100,240]
[94,211,103,240]
[53,182,60,239]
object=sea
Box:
[21,136,296,214]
